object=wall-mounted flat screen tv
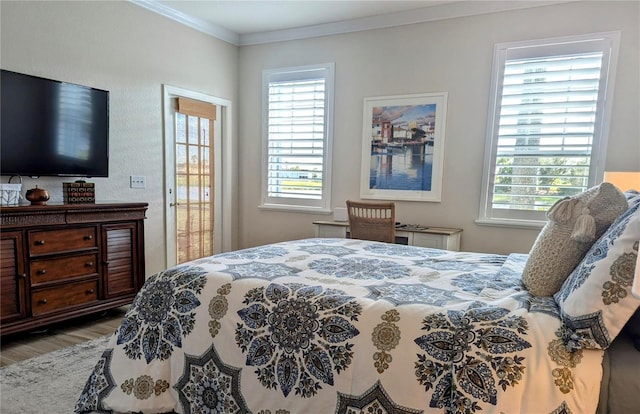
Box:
[1,69,109,177]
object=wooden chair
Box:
[346,200,396,243]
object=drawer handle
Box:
[18,273,27,279]
[86,262,94,267]
[39,299,48,304]
[86,289,95,294]
[34,240,46,246]
[37,269,47,275]
[84,235,93,240]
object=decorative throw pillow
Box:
[554,198,640,351]
[522,182,628,296]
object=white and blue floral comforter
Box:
[76,238,604,414]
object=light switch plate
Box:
[130,175,146,189]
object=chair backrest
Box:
[346,200,395,243]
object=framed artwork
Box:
[360,92,448,202]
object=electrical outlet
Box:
[130,175,146,189]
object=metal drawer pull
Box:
[84,235,93,240]
[39,299,48,304]
[86,262,94,267]
[87,289,95,294]
[37,269,47,275]
[18,273,27,279]
[34,240,46,246]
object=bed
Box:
[597,326,640,414]
[74,203,640,414]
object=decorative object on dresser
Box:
[63,180,96,204]
[346,200,396,243]
[0,202,147,336]
[313,220,462,251]
[24,186,51,206]
[0,176,22,206]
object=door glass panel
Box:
[188,116,198,144]
[203,174,211,202]
[176,204,189,262]
[176,113,187,143]
[176,145,187,175]
[202,119,210,146]
[189,147,200,173]
[175,109,215,264]
[202,147,210,175]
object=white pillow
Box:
[554,198,640,350]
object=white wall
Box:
[1,1,239,275]
[238,1,640,254]
[2,1,638,265]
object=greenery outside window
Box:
[260,63,335,212]
[478,32,620,228]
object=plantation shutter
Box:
[261,64,334,211]
[267,77,325,200]
[479,33,620,226]
[493,52,604,211]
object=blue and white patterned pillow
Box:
[625,189,640,207]
[554,198,640,351]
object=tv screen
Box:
[1,70,109,177]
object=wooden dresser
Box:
[0,202,147,336]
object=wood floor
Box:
[0,306,129,367]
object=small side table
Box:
[313,220,463,251]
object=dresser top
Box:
[1,202,148,228]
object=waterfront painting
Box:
[360,92,448,202]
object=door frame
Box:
[162,85,233,267]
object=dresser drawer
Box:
[31,279,98,316]
[28,227,97,256]
[30,253,98,285]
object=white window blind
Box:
[479,33,619,227]
[261,64,334,211]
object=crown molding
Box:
[241,1,574,46]
[130,0,240,45]
[131,0,574,47]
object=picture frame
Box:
[360,92,448,202]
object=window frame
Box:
[260,63,335,213]
[478,32,620,228]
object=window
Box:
[261,63,335,212]
[479,32,620,227]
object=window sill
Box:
[258,204,332,214]
[475,218,544,230]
